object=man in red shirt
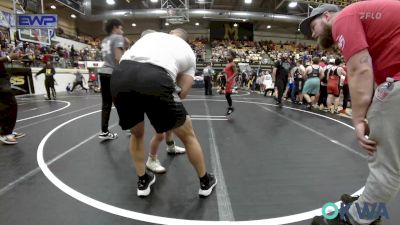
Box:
[300,1,400,224]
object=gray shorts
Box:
[302,77,320,95]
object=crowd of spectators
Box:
[189,37,207,63]
[210,39,341,66]
[1,31,342,71]
[0,38,103,68]
[211,40,266,64]
[1,32,351,115]
[1,35,209,68]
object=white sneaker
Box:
[146,158,166,173]
[12,131,25,139]
[166,145,186,154]
[98,131,118,140]
[0,135,17,144]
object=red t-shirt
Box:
[224,63,235,93]
[89,73,96,81]
[42,54,50,63]
[224,63,235,84]
[332,0,400,84]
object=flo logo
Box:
[322,202,389,221]
[359,12,382,20]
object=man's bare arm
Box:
[114,47,123,64]
[347,49,377,152]
[347,49,374,125]
[176,73,194,99]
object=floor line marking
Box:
[16,104,101,130]
[258,105,367,159]
[191,115,227,118]
[203,101,235,221]
[187,91,250,97]
[34,99,366,224]
[19,107,39,113]
[19,104,57,113]
[191,118,228,121]
[0,109,116,196]
[17,100,71,122]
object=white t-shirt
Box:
[120,32,196,81]
[203,66,213,77]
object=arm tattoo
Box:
[349,55,372,76]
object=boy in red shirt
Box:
[224,50,238,116]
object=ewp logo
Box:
[17,14,58,29]
[322,202,389,221]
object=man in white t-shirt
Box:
[111,28,217,197]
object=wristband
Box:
[6,55,11,62]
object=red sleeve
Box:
[332,15,369,62]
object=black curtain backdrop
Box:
[210,21,253,41]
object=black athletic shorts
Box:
[110,60,187,133]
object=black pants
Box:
[225,93,232,107]
[204,76,212,95]
[342,84,350,109]
[318,85,328,107]
[0,91,17,135]
[100,75,113,133]
[45,78,56,99]
[71,81,88,92]
[276,77,288,103]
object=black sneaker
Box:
[137,172,156,197]
[275,101,282,108]
[312,194,382,225]
[199,173,217,197]
[339,194,382,225]
[311,215,350,225]
[340,194,359,205]
[311,213,381,225]
[225,107,234,116]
